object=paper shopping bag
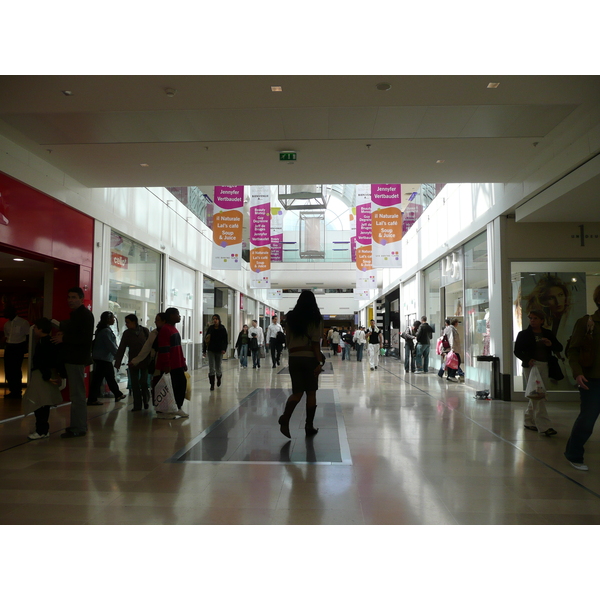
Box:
[154,373,178,413]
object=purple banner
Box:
[356,203,372,245]
[371,183,401,208]
[271,234,283,262]
[250,202,270,245]
[350,236,356,263]
[214,186,244,210]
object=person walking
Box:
[3,305,30,399]
[353,326,366,362]
[564,285,600,470]
[235,324,250,368]
[114,314,150,411]
[267,315,283,368]
[342,330,352,361]
[278,290,325,438]
[366,319,383,371]
[403,320,420,374]
[248,319,264,368]
[22,318,66,440]
[202,313,228,390]
[514,309,560,437]
[330,327,340,356]
[52,287,95,438]
[156,307,188,417]
[438,319,462,383]
[415,316,434,374]
[87,311,127,407]
[129,312,166,404]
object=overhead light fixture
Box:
[436,159,445,164]
[140,163,150,167]
[376,82,391,91]
[164,88,177,97]
[487,82,500,88]
[61,90,73,96]
[271,86,283,92]
[13,258,24,262]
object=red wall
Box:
[0,171,94,317]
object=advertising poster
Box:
[249,186,271,288]
[355,184,375,290]
[517,272,587,389]
[211,185,244,270]
[371,183,402,268]
[270,205,284,263]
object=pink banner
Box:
[356,203,372,245]
[271,234,283,262]
[250,203,270,245]
[214,186,244,210]
[371,183,401,208]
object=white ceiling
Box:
[1,75,599,291]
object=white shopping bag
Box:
[154,373,178,413]
[525,365,546,399]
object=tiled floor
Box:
[1,352,600,525]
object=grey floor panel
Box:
[168,388,352,465]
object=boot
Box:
[217,375,222,387]
[278,399,300,438]
[305,405,319,436]
[209,375,215,391]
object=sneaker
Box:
[414,370,424,374]
[175,409,189,418]
[447,377,458,382]
[28,432,50,440]
[568,460,589,471]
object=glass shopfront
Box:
[511,261,600,394]
[424,263,441,334]
[109,231,161,332]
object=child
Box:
[22,318,66,440]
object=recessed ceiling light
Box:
[487,82,500,88]
[271,86,283,92]
[13,258,24,262]
[376,82,392,91]
[140,163,150,167]
[436,159,445,164]
[62,90,73,96]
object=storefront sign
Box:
[111,252,128,269]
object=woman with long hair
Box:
[235,323,250,368]
[87,311,126,406]
[278,290,325,438]
[202,314,228,390]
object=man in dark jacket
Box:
[52,287,95,438]
[415,316,434,373]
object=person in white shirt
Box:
[266,316,284,368]
[353,326,366,362]
[366,320,383,371]
[3,305,30,399]
[248,319,264,368]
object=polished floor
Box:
[1,351,600,525]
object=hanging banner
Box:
[371,183,402,268]
[249,186,271,288]
[211,185,244,270]
[270,205,284,263]
[355,184,375,289]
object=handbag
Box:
[259,345,266,359]
[445,351,459,370]
[184,371,192,401]
[525,365,546,399]
[548,355,564,381]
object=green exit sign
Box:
[279,151,297,161]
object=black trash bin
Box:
[476,355,502,399]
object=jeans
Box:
[238,344,248,367]
[129,365,149,409]
[65,363,87,433]
[404,346,415,372]
[565,378,600,463]
[415,343,430,372]
[251,348,261,367]
[207,351,223,377]
[342,345,350,360]
[356,344,364,362]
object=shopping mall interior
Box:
[1,44,599,595]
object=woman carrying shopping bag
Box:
[514,309,562,436]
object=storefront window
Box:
[511,261,600,393]
[109,231,160,332]
[463,233,489,381]
[424,262,441,335]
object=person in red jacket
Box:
[155,307,188,418]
